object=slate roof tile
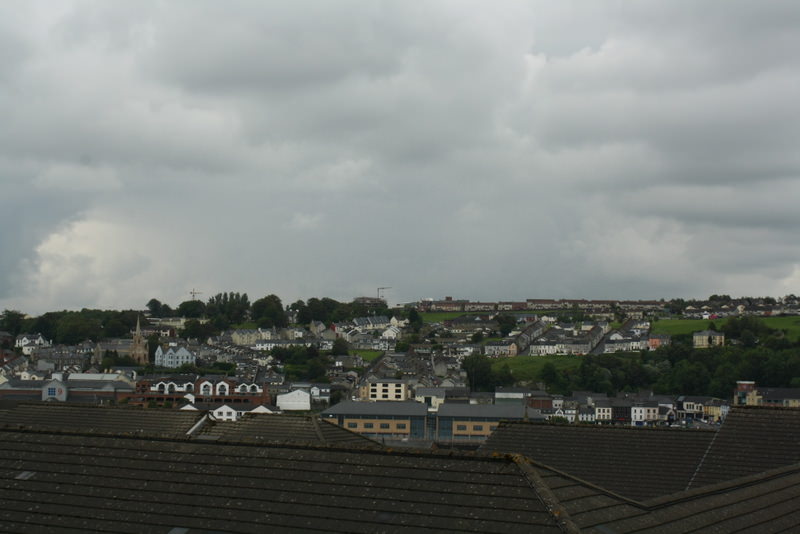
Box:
[0,403,202,438]
[482,422,715,500]
[0,429,563,533]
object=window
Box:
[347,422,357,428]
[395,395,401,399]
[380,423,390,429]
[364,423,374,429]
[47,387,56,397]
[382,394,388,399]
[396,423,406,429]
[490,425,497,431]
[456,425,467,431]
[474,425,483,431]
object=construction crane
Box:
[189,288,203,301]
[377,287,391,300]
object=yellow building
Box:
[693,330,725,349]
[321,400,428,439]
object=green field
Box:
[650,316,800,341]
[759,316,800,341]
[490,354,583,384]
[352,350,384,362]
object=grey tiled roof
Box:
[0,429,564,533]
[0,403,203,438]
[198,413,381,448]
[1,404,799,532]
[482,421,716,500]
[535,461,800,533]
[688,406,800,489]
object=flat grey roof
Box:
[437,404,526,419]
[322,401,428,417]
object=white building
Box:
[276,389,311,411]
[154,346,196,368]
[15,334,51,356]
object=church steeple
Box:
[131,314,149,366]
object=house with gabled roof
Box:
[14,333,51,355]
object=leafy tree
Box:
[669,360,711,395]
[290,300,311,324]
[146,298,164,316]
[539,362,570,395]
[331,337,349,356]
[177,300,206,319]
[493,363,514,388]
[251,294,287,328]
[407,309,423,332]
[495,314,517,337]
[206,292,251,324]
[56,314,103,344]
[0,310,25,337]
[740,329,757,348]
[471,331,484,343]
[666,298,686,315]
[462,354,494,391]
[147,334,160,362]
[180,319,215,340]
[103,317,129,338]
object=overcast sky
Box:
[1,1,799,314]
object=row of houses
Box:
[418,296,666,314]
[0,371,335,420]
[529,324,606,356]
[734,380,800,407]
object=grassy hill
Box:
[652,316,800,341]
[490,354,582,384]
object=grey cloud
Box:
[1,1,799,313]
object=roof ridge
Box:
[510,454,582,533]
[520,456,646,507]
[643,462,800,509]
[310,416,326,444]
[685,417,723,490]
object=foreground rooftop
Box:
[0,404,798,532]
